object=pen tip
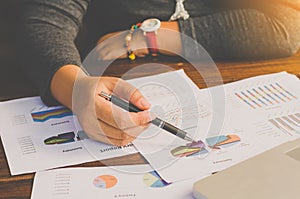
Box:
[184,135,195,142]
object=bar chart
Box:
[269,113,300,136]
[235,82,297,109]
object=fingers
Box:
[96,34,127,60]
[112,79,151,110]
[87,131,135,146]
[133,48,149,58]
[75,76,154,146]
[98,119,150,139]
[97,45,127,60]
[76,104,147,145]
[97,31,124,45]
[86,120,149,146]
[98,44,148,60]
[96,29,149,61]
[95,78,154,130]
[96,99,155,130]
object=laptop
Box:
[193,138,300,199]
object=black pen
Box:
[99,91,195,142]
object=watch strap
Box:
[145,32,158,56]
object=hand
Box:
[72,75,155,146]
[97,30,149,60]
[96,22,182,60]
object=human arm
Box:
[19,0,90,105]
[51,64,155,146]
[98,2,300,61]
[97,21,182,60]
[178,3,300,60]
[19,0,154,146]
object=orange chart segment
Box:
[217,135,240,146]
[93,175,118,189]
[206,134,241,149]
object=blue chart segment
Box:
[31,107,73,122]
[235,82,297,109]
[143,171,171,188]
[269,113,300,136]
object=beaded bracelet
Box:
[125,23,141,61]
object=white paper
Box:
[0,97,137,175]
[31,164,200,199]
[2,70,300,182]
[128,70,211,150]
[131,71,300,182]
[0,70,197,175]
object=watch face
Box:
[140,18,161,32]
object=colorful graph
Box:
[31,107,73,122]
[44,132,75,145]
[170,140,208,157]
[206,134,241,149]
[93,175,118,189]
[235,83,297,109]
[269,113,300,136]
[143,171,171,188]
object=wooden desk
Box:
[0,53,300,199]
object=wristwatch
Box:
[140,18,161,56]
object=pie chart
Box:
[93,175,118,189]
[143,171,171,188]
[170,140,208,157]
[206,134,241,149]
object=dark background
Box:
[0,1,139,100]
[0,1,35,100]
[1,1,299,101]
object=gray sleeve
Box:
[179,6,300,61]
[19,0,90,105]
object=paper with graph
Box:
[0,70,198,175]
[0,97,137,175]
[1,70,299,180]
[131,71,300,182]
[31,164,198,199]
[0,70,202,175]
